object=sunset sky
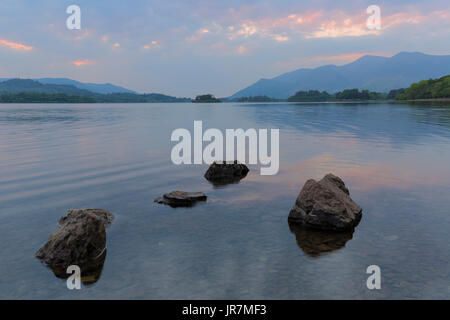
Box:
[0,0,449,97]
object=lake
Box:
[0,102,449,299]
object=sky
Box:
[0,0,449,97]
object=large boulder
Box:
[154,191,207,207]
[59,208,114,228]
[288,174,362,231]
[204,161,249,185]
[36,209,112,268]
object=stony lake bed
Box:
[0,102,449,299]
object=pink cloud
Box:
[189,8,450,43]
[0,39,33,51]
[273,35,289,42]
[74,30,92,41]
[306,9,450,39]
[237,45,248,54]
[143,40,159,49]
[186,28,212,42]
[72,59,93,67]
[306,21,378,39]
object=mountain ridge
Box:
[230,52,450,99]
[0,77,135,94]
[0,79,190,102]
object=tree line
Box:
[287,75,449,102]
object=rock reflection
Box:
[206,175,248,187]
[288,222,354,257]
[47,251,107,285]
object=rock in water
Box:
[288,174,362,231]
[154,191,207,207]
[59,208,114,228]
[204,161,249,185]
[36,210,110,268]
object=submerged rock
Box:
[154,191,207,207]
[288,174,362,231]
[36,209,113,269]
[204,161,249,185]
[288,221,354,257]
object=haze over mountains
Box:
[230,52,450,99]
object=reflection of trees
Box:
[400,102,450,130]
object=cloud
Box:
[306,21,378,39]
[143,40,159,50]
[74,30,92,41]
[274,35,289,42]
[187,7,450,44]
[0,39,32,51]
[72,59,93,66]
[186,28,212,42]
[237,45,248,54]
[306,9,450,39]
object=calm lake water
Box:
[0,102,449,299]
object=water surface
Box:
[0,102,449,299]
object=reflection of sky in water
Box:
[0,102,449,299]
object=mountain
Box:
[0,79,190,103]
[0,77,135,94]
[0,79,97,95]
[230,52,450,99]
[35,78,135,94]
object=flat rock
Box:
[36,210,108,268]
[204,161,249,185]
[288,174,362,231]
[155,191,207,207]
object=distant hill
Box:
[230,52,450,99]
[0,77,135,94]
[35,78,135,94]
[0,79,190,103]
[0,79,96,95]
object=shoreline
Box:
[0,98,449,104]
